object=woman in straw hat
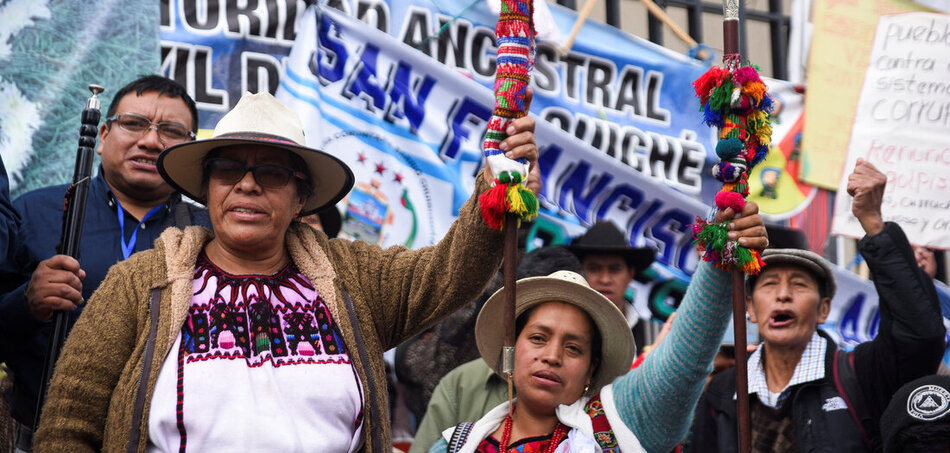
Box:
[429,208,767,453]
[34,91,539,452]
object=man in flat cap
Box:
[692,159,945,451]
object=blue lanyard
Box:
[115,198,163,260]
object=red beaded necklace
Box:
[498,412,569,453]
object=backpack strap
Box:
[340,285,384,453]
[173,202,192,229]
[832,348,873,451]
[447,421,476,453]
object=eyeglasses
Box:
[205,157,306,189]
[107,113,196,144]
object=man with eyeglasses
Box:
[0,75,211,452]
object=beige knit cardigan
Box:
[34,180,503,452]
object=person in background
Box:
[916,245,950,317]
[0,154,23,452]
[880,374,950,452]
[428,202,768,453]
[408,246,583,453]
[0,75,209,453]
[567,221,656,352]
[33,91,539,452]
[300,206,342,238]
[394,227,533,424]
[691,159,945,452]
[0,154,21,296]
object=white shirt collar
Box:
[747,332,827,408]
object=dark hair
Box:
[515,303,603,381]
[888,424,950,452]
[106,75,199,132]
[200,148,314,202]
[517,246,583,279]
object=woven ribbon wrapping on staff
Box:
[478,0,539,230]
[690,64,773,274]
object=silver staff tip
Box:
[88,84,105,96]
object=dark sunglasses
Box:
[205,157,306,189]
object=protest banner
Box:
[4,0,940,354]
[747,79,814,221]
[374,0,725,205]
[831,12,950,249]
[276,5,712,320]
[800,0,932,190]
[159,0,306,129]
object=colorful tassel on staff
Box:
[691,63,772,275]
[479,171,538,230]
[479,0,540,231]
[691,218,764,274]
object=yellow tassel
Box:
[747,110,767,127]
[507,184,528,216]
[757,124,772,145]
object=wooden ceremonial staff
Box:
[503,213,518,412]
[479,0,538,416]
[722,1,751,451]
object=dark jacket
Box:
[691,222,945,452]
[0,169,211,426]
[0,155,21,294]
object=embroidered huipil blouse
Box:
[148,252,364,452]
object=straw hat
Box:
[157,92,354,216]
[568,221,656,273]
[475,270,635,395]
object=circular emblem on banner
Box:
[907,384,950,421]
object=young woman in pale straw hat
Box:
[33,91,540,453]
[429,208,768,453]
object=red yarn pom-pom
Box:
[479,183,510,230]
[715,191,746,212]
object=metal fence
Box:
[556,0,791,80]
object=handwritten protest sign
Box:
[832,12,950,248]
[801,0,930,190]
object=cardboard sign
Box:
[832,12,950,248]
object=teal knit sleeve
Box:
[427,438,449,453]
[611,260,733,452]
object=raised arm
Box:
[327,104,540,350]
[848,159,945,419]
[611,202,767,452]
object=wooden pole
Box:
[722,1,750,451]
[639,0,710,60]
[503,213,519,415]
[560,0,598,54]
[732,270,751,453]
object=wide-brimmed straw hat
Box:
[157,92,354,216]
[568,221,657,273]
[475,270,635,395]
